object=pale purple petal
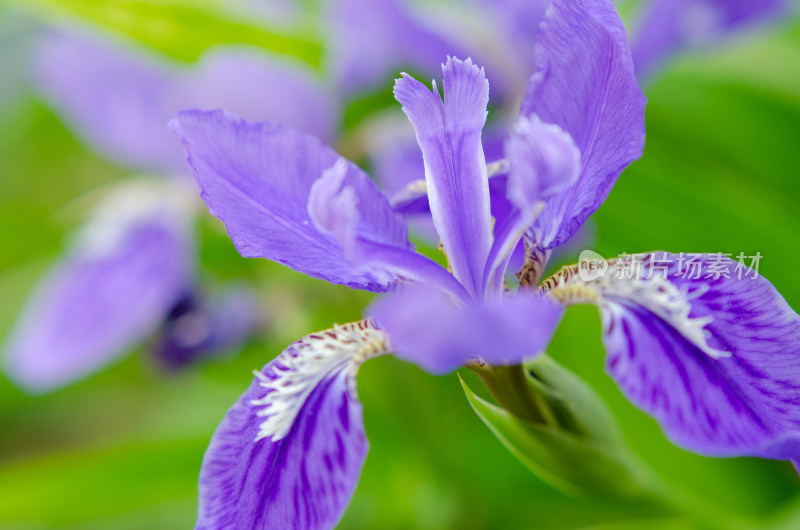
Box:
[505,115,580,210]
[594,253,800,463]
[488,175,526,276]
[153,285,261,370]
[3,218,192,392]
[328,0,462,95]
[197,351,367,529]
[33,30,336,174]
[481,116,580,293]
[370,286,564,374]
[521,0,646,251]
[394,57,492,297]
[308,159,359,257]
[171,109,410,292]
[632,0,790,81]
[307,162,470,301]
[372,124,507,216]
[370,127,521,279]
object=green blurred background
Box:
[1,1,799,528]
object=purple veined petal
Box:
[33,29,336,175]
[327,0,462,95]
[521,0,646,252]
[394,57,493,299]
[3,181,194,392]
[370,284,564,375]
[542,252,800,465]
[631,0,790,81]
[196,320,388,529]
[153,284,262,371]
[171,109,411,292]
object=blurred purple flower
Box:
[33,30,337,174]
[153,285,261,371]
[2,29,334,390]
[167,0,654,526]
[327,0,551,101]
[3,181,195,391]
[631,0,790,80]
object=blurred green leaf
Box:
[2,0,323,66]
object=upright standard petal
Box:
[542,252,800,464]
[394,57,493,297]
[33,30,336,174]
[171,109,410,292]
[196,321,388,529]
[3,184,193,391]
[631,0,789,81]
[370,285,564,374]
[521,0,646,251]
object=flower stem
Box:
[469,363,557,425]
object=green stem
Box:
[470,363,556,426]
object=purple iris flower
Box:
[4,181,195,391]
[167,0,655,526]
[5,0,549,392]
[631,0,791,80]
[171,0,800,526]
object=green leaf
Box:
[459,368,658,501]
[3,0,322,67]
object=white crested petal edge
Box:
[250,319,390,442]
[540,254,725,359]
[196,319,391,529]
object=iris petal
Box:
[543,252,800,465]
[370,285,564,375]
[394,57,493,298]
[171,109,410,292]
[196,321,386,529]
[521,0,646,252]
